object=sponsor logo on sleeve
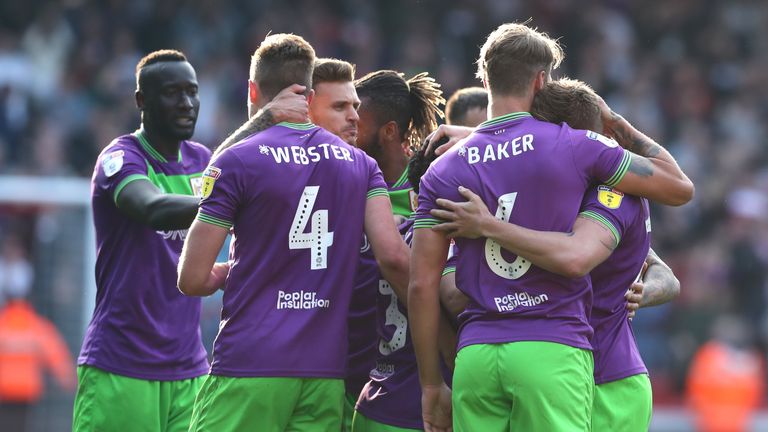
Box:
[102,150,124,177]
[597,185,624,209]
[201,166,221,199]
[646,216,652,233]
[587,130,619,148]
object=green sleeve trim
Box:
[413,218,441,229]
[367,188,389,199]
[113,174,151,204]
[197,213,233,229]
[604,150,631,187]
[277,122,316,130]
[579,210,620,246]
[442,266,456,276]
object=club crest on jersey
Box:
[102,150,124,177]
[201,166,221,199]
[409,190,418,211]
[597,185,623,209]
[587,130,619,148]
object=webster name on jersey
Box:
[462,133,534,165]
[260,143,355,165]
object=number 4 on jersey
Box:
[289,186,334,270]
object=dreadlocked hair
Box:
[355,70,445,151]
[408,134,447,194]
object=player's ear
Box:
[533,70,546,92]
[135,90,145,110]
[306,88,315,105]
[248,80,261,106]
[382,120,399,142]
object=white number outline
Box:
[484,192,532,279]
[378,280,408,355]
[289,186,334,270]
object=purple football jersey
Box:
[80,131,211,380]
[345,176,414,397]
[415,112,631,351]
[356,220,455,429]
[197,123,386,378]
[580,185,651,384]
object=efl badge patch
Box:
[597,185,623,209]
[102,150,124,177]
[189,177,203,197]
[201,166,221,199]
[587,131,619,148]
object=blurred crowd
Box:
[0,0,767,409]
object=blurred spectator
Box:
[686,315,765,432]
[0,235,75,432]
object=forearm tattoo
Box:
[212,109,276,158]
[640,248,679,308]
[607,111,663,158]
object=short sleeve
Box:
[197,151,244,230]
[365,155,388,199]
[578,184,639,246]
[94,139,150,204]
[413,168,443,230]
[570,129,632,188]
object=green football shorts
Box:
[188,375,344,431]
[72,365,203,432]
[342,391,357,432]
[452,341,594,432]
[592,373,652,432]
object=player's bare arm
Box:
[627,249,680,307]
[431,186,616,278]
[364,195,411,302]
[116,180,200,230]
[598,99,694,206]
[438,271,467,322]
[177,219,230,296]
[212,84,309,158]
[408,228,453,431]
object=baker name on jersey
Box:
[262,143,355,165]
[466,134,534,165]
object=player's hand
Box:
[421,383,453,432]
[261,84,309,124]
[426,125,474,156]
[625,280,644,320]
[430,186,494,239]
[205,262,230,293]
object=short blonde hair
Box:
[250,33,316,100]
[476,23,564,97]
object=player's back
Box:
[417,112,630,351]
[198,122,385,378]
[581,186,651,384]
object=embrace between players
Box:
[74,21,691,432]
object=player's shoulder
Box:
[566,125,620,149]
[182,139,213,158]
[96,133,146,167]
[100,133,141,156]
[584,184,644,214]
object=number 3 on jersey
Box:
[289,186,334,270]
[485,192,531,279]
